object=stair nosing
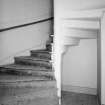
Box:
[0,64,53,71]
[30,49,51,53]
[14,56,52,62]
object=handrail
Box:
[0,17,53,32]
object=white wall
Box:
[55,0,105,13]
[62,39,97,89]
[0,0,53,29]
[0,0,53,65]
[0,20,53,65]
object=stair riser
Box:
[23,97,58,105]
[0,96,58,105]
[64,28,97,39]
[0,86,57,97]
[0,80,57,88]
[0,68,54,80]
[31,53,51,60]
[30,50,51,53]
[0,65,52,71]
[15,59,52,69]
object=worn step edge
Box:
[0,74,54,83]
[31,52,51,60]
[15,56,51,62]
[0,67,55,79]
[30,49,51,53]
[14,56,52,69]
[0,86,57,98]
[0,64,53,71]
[0,93,58,105]
[0,79,57,88]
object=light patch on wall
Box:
[62,39,97,89]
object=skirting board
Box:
[62,85,97,95]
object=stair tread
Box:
[0,79,56,87]
[0,64,52,71]
[0,64,54,79]
[0,88,58,101]
[31,49,51,53]
[15,56,50,62]
[15,56,52,68]
[0,74,53,83]
[0,90,58,105]
[31,50,51,60]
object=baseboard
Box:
[62,85,97,95]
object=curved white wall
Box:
[0,0,53,29]
[0,0,53,65]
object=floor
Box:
[61,91,99,105]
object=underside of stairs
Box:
[58,9,101,53]
[55,8,104,105]
[0,35,59,105]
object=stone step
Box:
[0,92,58,105]
[31,50,51,60]
[30,49,51,53]
[15,56,52,69]
[0,79,58,105]
[0,74,52,83]
[0,64,52,71]
[63,27,97,39]
[61,8,104,21]
[0,64,54,79]
[0,75,57,99]
[19,96,58,105]
[0,78,56,88]
[0,83,57,98]
[0,97,59,105]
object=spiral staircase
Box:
[54,8,105,105]
[58,9,103,52]
[0,34,59,105]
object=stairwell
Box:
[54,8,105,104]
[0,34,58,105]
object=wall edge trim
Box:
[62,84,97,95]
